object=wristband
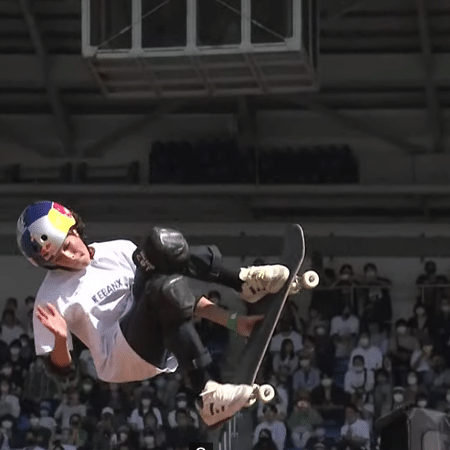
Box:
[226,313,238,334]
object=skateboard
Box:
[232,224,319,405]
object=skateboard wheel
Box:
[300,270,319,289]
[258,384,276,403]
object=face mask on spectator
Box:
[2,421,12,430]
[300,359,311,369]
[316,327,326,336]
[396,326,407,335]
[394,393,404,403]
[2,368,12,377]
[321,378,332,387]
[82,383,92,393]
[141,399,151,407]
[119,433,128,442]
[0,384,9,393]
[416,307,426,317]
[141,380,150,387]
[365,270,376,279]
[417,400,427,408]
[442,305,450,313]
[315,428,325,438]
[359,338,370,348]
[10,348,20,356]
[407,375,418,386]
[177,400,188,409]
[143,436,155,448]
[29,418,39,427]
[353,364,364,373]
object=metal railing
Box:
[218,412,241,450]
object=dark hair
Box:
[2,309,15,320]
[280,338,295,359]
[5,298,17,308]
[363,263,377,273]
[395,319,408,328]
[346,402,359,413]
[339,264,353,275]
[24,296,35,304]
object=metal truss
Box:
[19,0,74,157]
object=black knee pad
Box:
[134,227,189,275]
[145,274,196,321]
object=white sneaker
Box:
[239,264,300,303]
[196,380,256,427]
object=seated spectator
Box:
[415,392,429,409]
[257,372,289,422]
[430,297,450,365]
[305,427,336,450]
[313,324,335,376]
[129,390,163,431]
[38,402,57,434]
[350,333,383,372]
[141,411,166,449]
[100,382,131,426]
[344,355,374,395]
[8,339,27,388]
[23,356,61,406]
[0,309,24,345]
[3,298,22,327]
[22,429,46,450]
[19,334,34,364]
[305,306,327,339]
[67,413,89,448]
[373,369,392,419]
[416,260,449,314]
[287,392,323,449]
[270,318,303,354]
[333,264,360,314]
[167,392,199,428]
[351,389,374,432]
[423,354,450,402]
[140,428,165,450]
[93,407,115,450]
[410,337,434,383]
[330,305,359,362]
[434,387,450,413]
[0,414,20,449]
[166,409,201,449]
[27,410,52,449]
[338,403,370,450]
[252,428,278,450]
[0,378,20,418]
[389,319,419,386]
[0,362,18,396]
[253,404,286,450]
[293,356,321,394]
[407,303,432,343]
[311,372,349,424]
[367,320,389,356]
[299,336,317,366]
[111,424,137,450]
[381,355,394,385]
[55,390,86,430]
[391,386,407,411]
[272,338,299,377]
[359,263,392,329]
[79,347,98,380]
[404,370,424,405]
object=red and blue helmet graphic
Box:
[16,201,76,268]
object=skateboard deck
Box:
[232,224,307,386]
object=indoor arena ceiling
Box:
[0,0,448,115]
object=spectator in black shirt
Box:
[416,260,449,315]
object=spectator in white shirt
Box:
[129,390,163,431]
[0,310,24,346]
[339,403,371,450]
[0,379,20,419]
[344,355,374,395]
[293,356,321,394]
[410,337,434,383]
[367,320,389,356]
[253,404,286,450]
[350,333,383,372]
[331,305,359,359]
[270,319,303,354]
[54,390,86,429]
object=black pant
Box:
[119,244,223,370]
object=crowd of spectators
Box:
[2,258,450,450]
[150,141,359,185]
[250,259,450,450]
[0,292,232,450]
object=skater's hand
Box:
[36,303,68,340]
[237,315,264,338]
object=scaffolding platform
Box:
[81,0,319,98]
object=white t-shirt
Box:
[33,240,177,383]
[340,419,371,450]
[330,315,360,337]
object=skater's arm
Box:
[194,296,232,327]
[36,303,73,373]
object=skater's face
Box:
[44,229,92,271]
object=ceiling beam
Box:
[19,0,75,157]
[280,96,429,155]
[416,0,445,153]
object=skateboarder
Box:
[16,200,301,427]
